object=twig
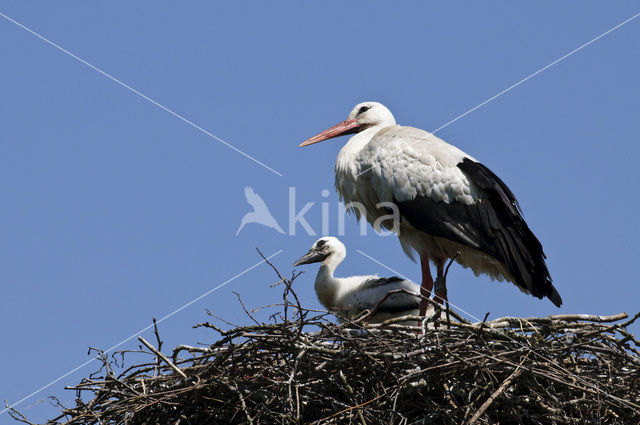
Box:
[465,357,527,424]
[226,382,254,425]
[339,370,367,425]
[257,247,304,326]
[138,336,188,380]
[152,318,163,375]
[5,402,38,425]
[234,291,261,326]
[313,392,386,424]
[443,252,459,328]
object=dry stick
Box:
[339,370,368,425]
[5,402,38,425]
[87,347,114,379]
[313,392,387,424]
[428,294,470,325]
[172,345,212,363]
[226,382,254,425]
[295,385,300,421]
[615,328,640,352]
[618,311,640,328]
[541,313,628,323]
[131,386,197,413]
[138,336,188,380]
[234,292,261,326]
[442,253,459,328]
[152,318,163,376]
[486,313,629,326]
[152,318,163,350]
[257,247,304,325]
[257,247,291,322]
[465,356,528,425]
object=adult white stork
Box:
[299,102,562,316]
[293,237,421,323]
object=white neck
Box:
[338,126,384,162]
[314,251,345,309]
[335,125,388,186]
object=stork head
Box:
[299,102,396,147]
[293,236,346,266]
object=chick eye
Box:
[316,239,326,248]
[357,106,371,115]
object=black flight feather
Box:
[394,158,562,307]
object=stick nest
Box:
[10,270,640,425]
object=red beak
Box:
[299,118,361,147]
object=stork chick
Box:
[293,237,421,323]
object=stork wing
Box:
[347,277,420,315]
[361,127,561,306]
[359,276,405,288]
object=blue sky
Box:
[1,2,639,423]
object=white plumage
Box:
[300,102,562,315]
[293,237,420,323]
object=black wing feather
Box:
[355,277,421,314]
[395,158,562,307]
[360,276,405,288]
[364,295,421,315]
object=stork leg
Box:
[419,255,434,316]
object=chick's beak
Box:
[293,249,328,266]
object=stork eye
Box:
[357,106,371,115]
[316,239,326,248]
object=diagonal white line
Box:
[0,250,283,416]
[356,249,411,281]
[356,11,640,178]
[430,11,640,134]
[0,11,283,177]
[356,249,484,322]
